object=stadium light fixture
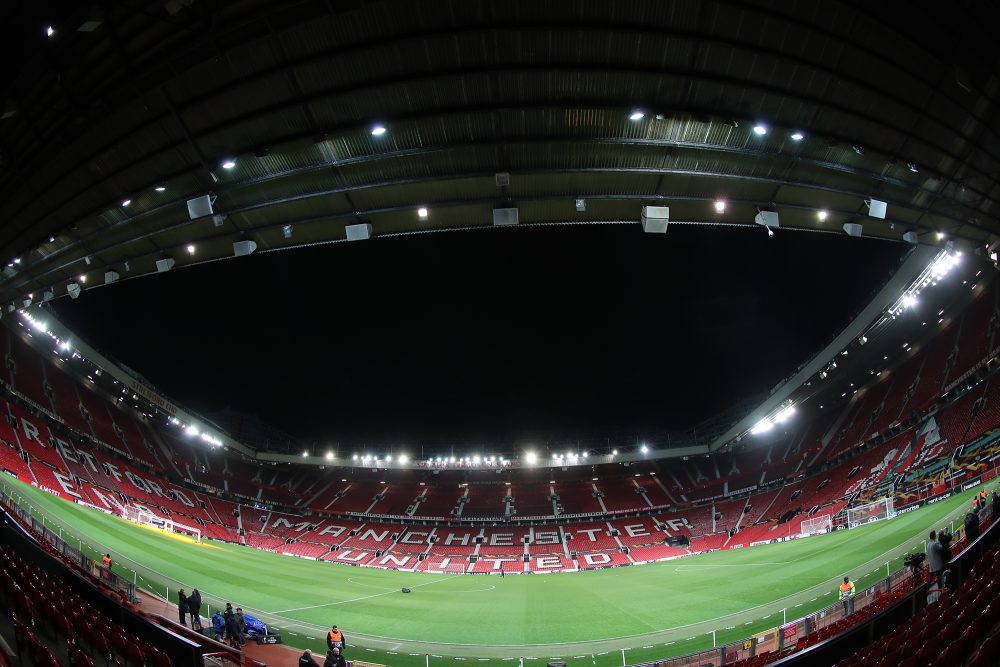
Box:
[629,110,645,121]
[154,186,166,192]
[790,131,805,141]
[326,452,334,461]
[371,124,387,136]
[45,26,55,37]
[385,455,392,463]
[937,232,945,240]
[902,294,917,309]
[640,444,649,454]
[351,454,358,461]
[714,200,726,213]
[817,210,828,221]
[79,275,87,283]
[121,199,131,207]
[417,207,428,220]
[187,244,195,255]
[612,449,618,456]
[302,450,308,457]
[449,456,456,463]
[750,418,773,435]
[752,124,767,136]
[221,159,236,170]
[774,405,796,423]
[525,451,538,465]
[399,454,408,464]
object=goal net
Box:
[800,514,832,536]
[847,497,896,529]
[121,506,201,543]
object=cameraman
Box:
[925,531,944,586]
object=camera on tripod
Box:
[903,552,926,572]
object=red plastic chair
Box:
[124,640,147,667]
[146,649,172,667]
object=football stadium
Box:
[2,3,1000,667]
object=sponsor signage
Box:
[962,479,982,491]
[927,492,952,505]
[128,379,179,416]
[725,484,759,497]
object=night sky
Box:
[54,224,906,448]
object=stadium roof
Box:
[2,1,999,307]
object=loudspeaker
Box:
[754,210,780,228]
[104,271,120,284]
[903,231,919,244]
[42,290,54,302]
[345,223,373,241]
[492,207,519,226]
[495,172,510,187]
[641,206,669,233]
[866,199,887,219]
[233,240,257,257]
[155,258,175,273]
[186,195,215,220]
[21,298,31,308]
[843,223,864,238]
[66,283,82,299]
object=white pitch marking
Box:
[270,577,450,613]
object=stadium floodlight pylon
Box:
[800,514,832,536]
[121,505,201,543]
[847,497,896,529]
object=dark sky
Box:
[54,224,905,448]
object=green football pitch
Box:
[2,477,987,667]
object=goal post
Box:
[847,497,896,529]
[121,506,202,543]
[800,514,832,536]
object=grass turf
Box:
[2,477,986,667]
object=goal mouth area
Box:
[800,514,832,535]
[847,498,897,529]
[121,506,203,544]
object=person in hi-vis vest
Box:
[839,576,856,614]
[327,625,345,652]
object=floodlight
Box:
[326,452,334,461]
[817,210,828,221]
[371,125,387,136]
[714,200,726,213]
[790,131,805,141]
[525,451,538,465]
[417,207,428,220]
[752,124,767,135]
[629,110,645,121]
[750,418,773,435]
[221,159,236,170]
[640,444,649,454]
[398,454,408,464]
[774,406,796,423]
